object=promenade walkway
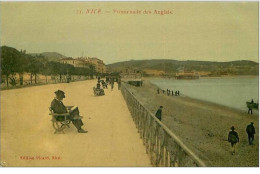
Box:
[0,80,151,167]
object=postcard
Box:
[0,0,258,167]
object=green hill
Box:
[29,52,67,62]
[107,59,259,76]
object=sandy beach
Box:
[0,80,151,167]
[125,79,259,167]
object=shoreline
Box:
[149,80,257,113]
[125,79,259,166]
[145,76,259,112]
[143,75,259,79]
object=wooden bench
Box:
[49,106,72,134]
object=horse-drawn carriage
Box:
[93,87,105,96]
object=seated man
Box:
[50,90,87,133]
[96,82,101,89]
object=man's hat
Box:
[231,126,235,130]
[55,90,65,97]
[251,122,254,125]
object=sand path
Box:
[1,80,151,167]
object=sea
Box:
[150,76,259,111]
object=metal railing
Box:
[121,83,206,167]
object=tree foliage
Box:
[0,46,98,86]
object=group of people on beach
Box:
[154,104,257,156]
[157,88,180,96]
[228,122,256,155]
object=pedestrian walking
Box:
[246,122,255,145]
[118,78,121,90]
[155,106,163,121]
[228,126,239,155]
[248,99,254,114]
[111,78,114,91]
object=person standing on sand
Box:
[228,126,239,155]
[248,99,254,114]
[155,106,163,121]
[157,88,160,94]
[246,122,255,145]
[172,90,174,96]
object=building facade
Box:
[88,57,106,74]
[59,57,107,74]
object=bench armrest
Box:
[66,106,74,109]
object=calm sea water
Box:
[150,76,259,111]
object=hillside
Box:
[107,59,259,76]
[29,52,67,62]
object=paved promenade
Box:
[1,80,151,167]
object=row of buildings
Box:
[59,57,108,74]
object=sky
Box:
[0,1,259,64]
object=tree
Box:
[25,56,43,84]
[38,55,49,84]
[0,46,22,87]
[17,50,28,86]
